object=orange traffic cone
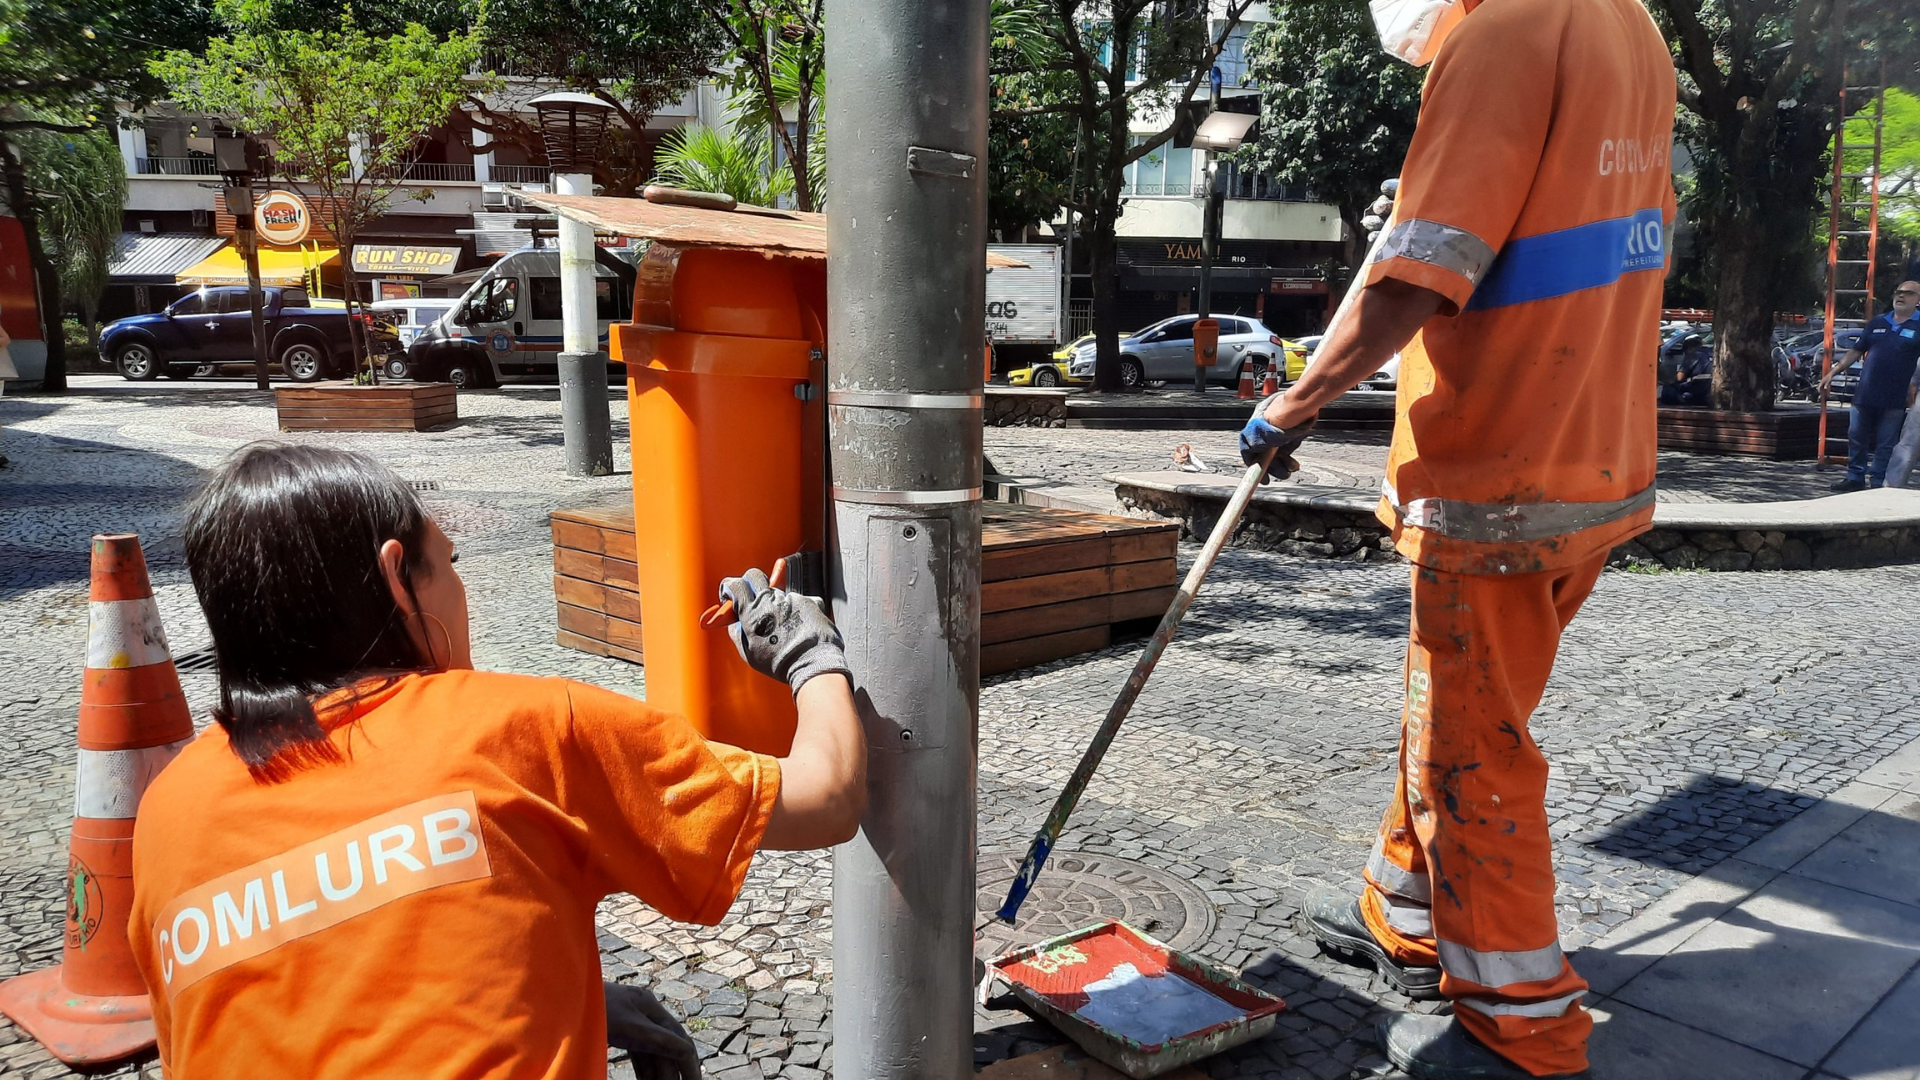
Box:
[0,535,192,1065]
[1236,364,1257,400]
[1262,367,1279,396]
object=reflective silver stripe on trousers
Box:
[1371,219,1497,286]
[1367,840,1431,903]
[1456,990,1584,1020]
[1377,893,1433,938]
[1382,480,1657,545]
[74,739,191,819]
[1436,939,1568,989]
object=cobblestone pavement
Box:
[985,424,1849,503]
[4,380,1914,1079]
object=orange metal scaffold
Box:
[1818,60,1888,463]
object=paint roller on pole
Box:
[994,185,1401,926]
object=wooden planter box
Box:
[549,502,1180,676]
[1656,405,1848,461]
[275,382,457,433]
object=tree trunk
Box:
[1338,203,1366,283]
[340,260,368,382]
[1708,225,1777,411]
[1088,221,1122,393]
[1,139,66,392]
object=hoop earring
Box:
[407,610,456,670]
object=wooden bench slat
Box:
[982,625,1110,676]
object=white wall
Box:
[1114,196,1342,243]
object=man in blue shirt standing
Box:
[1823,280,1920,491]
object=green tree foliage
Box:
[1649,0,1917,410]
[998,0,1256,391]
[14,129,127,350]
[696,0,824,211]
[987,0,1077,239]
[651,123,795,206]
[468,0,726,196]
[0,0,211,388]
[156,0,487,376]
[1238,0,1420,275]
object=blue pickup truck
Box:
[100,285,387,382]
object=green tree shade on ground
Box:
[1238,0,1420,277]
[155,0,487,379]
[0,0,211,389]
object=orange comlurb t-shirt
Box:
[1365,0,1677,575]
[127,670,780,1080]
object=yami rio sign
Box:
[350,246,462,275]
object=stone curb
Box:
[1107,472,1920,572]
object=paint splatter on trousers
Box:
[1360,555,1607,1077]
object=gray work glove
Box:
[604,981,701,1080]
[719,567,850,695]
[1238,393,1315,484]
[1361,177,1400,246]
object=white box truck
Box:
[985,243,1062,346]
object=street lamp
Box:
[529,91,616,476]
[213,133,273,392]
[1190,81,1257,393]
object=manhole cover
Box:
[975,849,1216,958]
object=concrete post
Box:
[554,170,613,476]
[471,122,492,185]
[824,0,985,1073]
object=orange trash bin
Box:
[612,244,827,756]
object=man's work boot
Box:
[1296,888,1441,1000]
[1379,1012,1590,1079]
[1831,477,1869,493]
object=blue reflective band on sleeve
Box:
[1465,208,1667,312]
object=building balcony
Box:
[135,156,217,176]
[403,161,477,183]
[491,164,552,184]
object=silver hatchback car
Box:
[1067,314,1286,389]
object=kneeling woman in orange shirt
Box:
[128,443,865,1079]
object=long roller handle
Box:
[995,453,1274,924]
[993,193,1401,926]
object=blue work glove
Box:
[1239,393,1314,484]
[718,567,850,695]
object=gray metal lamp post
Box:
[824,0,986,1074]
[530,91,616,476]
[1190,79,1257,393]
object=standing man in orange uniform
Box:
[1239,0,1676,1076]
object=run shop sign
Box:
[351,246,462,276]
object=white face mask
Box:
[1369,0,1467,66]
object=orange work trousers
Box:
[1359,555,1607,1077]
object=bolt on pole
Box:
[555,171,614,476]
[824,0,985,1072]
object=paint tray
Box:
[984,920,1286,1079]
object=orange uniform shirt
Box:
[1367,0,1678,575]
[128,671,780,1079]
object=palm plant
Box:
[651,122,796,207]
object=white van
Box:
[405,246,635,388]
[370,298,458,379]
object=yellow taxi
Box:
[1006,362,1088,387]
[1281,336,1316,382]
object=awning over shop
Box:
[178,245,339,286]
[107,233,230,284]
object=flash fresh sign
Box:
[255,191,311,246]
[351,246,461,275]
